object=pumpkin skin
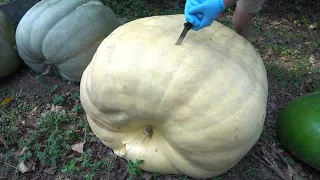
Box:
[15,0,120,82]
[276,91,320,171]
[80,14,268,178]
[0,10,21,79]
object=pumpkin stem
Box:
[42,64,52,75]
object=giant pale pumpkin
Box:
[0,10,21,79]
[277,91,320,171]
[15,0,120,82]
[80,14,268,178]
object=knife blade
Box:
[175,22,193,45]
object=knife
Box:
[175,22,193,45]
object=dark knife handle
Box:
[184,22,193,30]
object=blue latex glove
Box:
[185,0,226,31]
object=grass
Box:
[0,0,10,3]
[1,0,320,179]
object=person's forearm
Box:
[223,0,237,7]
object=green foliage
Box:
[103,0,183,21]
[61,148,111,179]
[0,105,30,147]
[127,159,145,179]
[53,95,64,106]
[18,112,85,167]
[0,0,10,3]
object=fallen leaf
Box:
[50,104,66,114]
[18,162,29,173]
[29,107,38,116]
[308,24,317,29]
[309,55,315,64]
[18,160,36,173]
[1,97,14,106]
[20,147,28,155]
[71,141,85,154]
[281,56,287,62]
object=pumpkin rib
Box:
[16,0,120,82]
[56,40,103,81]
[153,47,202,120]
[16,0,86,65]
[38,1,89,59]
[41,1,107,64]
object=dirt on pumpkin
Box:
[1,0,320,180]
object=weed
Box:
[50,84,58,93]
[53,95,64,106]
[18,112,84,167]
[72,104,83,114]
[127,159,145,179]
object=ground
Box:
[0,0,320,180]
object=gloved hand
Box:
[185,0,226,31]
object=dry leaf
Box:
[71,141,85,154]
[1,97,14,106]
[29,107,38,116]
[20,147,28,155]
[308,24,317,30]
[18,160,36,173]
[50,104,66,114]
[309,55,315,64]
[281,56,287,62]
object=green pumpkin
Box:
[15,0,121,82]
[276,91,320,170]
[0,10,21,79]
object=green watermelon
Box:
[276,91,320,170]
